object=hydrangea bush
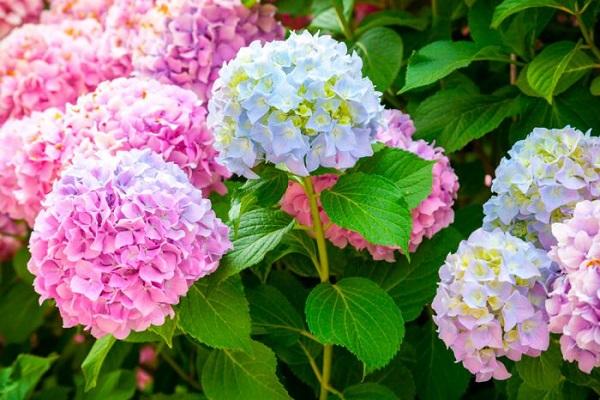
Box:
[1,1,600,400]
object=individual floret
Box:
[0,0,42,39]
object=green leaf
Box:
[492,0,573,28]
[273,0,312,15]
[0,282,45,343]
[345,227,463,321]
[215,209,294,281]
[78,370,135,400]
[527,41,593,103]
[355,148,434,209]
[305,277,405,372]
[516,341,563,390]
[414,322,470,400]
[148,316,177,348]
[0,354,57,400]
[201,341,290,400]
[516,381,588,400]
[82,335,116,391]
[591,76,600,96]
[343,383,398,400]
[321,172,411,252]
[367,355,416,400]
[354,27,403,91]
[309,8,341,34]
[399,41,509,93]
[414,88,524,152]
[239,167,289,208]
[12,248,32,285]
[356,10,428,35]
[178,275,252,351]
[248,284,305,347]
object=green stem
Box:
[302,177,333,400]
[333,1,353,41]
[576,11,600,61]
[160,350,202,391]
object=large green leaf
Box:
[356,10,428,35]
[492,0,574,28]
[178,275,252,351]
[399,41,509,93]
[414,88,524,152]
[247,284,305,346]
[239,167,289,208]
[82,335,116,391]
[343,383,398,400]
[78,370,135,400]
[305,277,405,372]
[0,282,45,343]
[354,27,403,91]
[201,341,290,400]
[414,322,470,400]
[0,354,57,400]
[355,148,434,209]
[321,172,411,252]
[516,342,563,391]
[215,209,294,280]
[367,354,416,400]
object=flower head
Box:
[483,127,600,250]
[208,30,384,177]
[432,228,553,382]
[0,0,42,39]
[41,0,114,23]
[65,77,231,195]
[0,214,26,262]
[0,19,131,124]
[281,110,457,260]
[546,200,600,373]
[28,149,231,339]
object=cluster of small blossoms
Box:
[208,30,384,177]
[41,0,115,23]
[281,110,458,260]
[432,228,553,382]
[483,127,600,250]
[0,0,42,39]
[131,0,284,102]
[28,149,231,339]
[0,108,78,226]
[0,214,26,261]
[65,77,231,195]
[0,19,131,124]
[546,200,600,373]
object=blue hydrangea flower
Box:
[207,31,384,177]
[483,126,600,249]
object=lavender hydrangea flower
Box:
[28,149,231,339]
[483,127,600,250]
[208,30,384,177]
[432,228,553,382]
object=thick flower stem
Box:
[301,176,333,400]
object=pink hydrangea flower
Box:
[41,0,115,23]
[65,77,231,195]
[0,108,78,226]
[28,149,231,339]
[546,200,600,373]
[280,110,458,261]
[432,228,553,382]
[0,0,42,39]
[136,368,153,391]
[139,345,157,367]
[0,214,26,261]
[130,0,284,101]
[0,19,131,124]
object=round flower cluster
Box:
[28,149,231,339]
[41,0,115,23]
[0,214,26,261]
[0,0,42,39]
[546,200,600,373]
[132,0,284,102]
[0,108,77,226]
[483,127,600,250]
[432,228,553,382]
[0,19,131,124]
[208,30,384,177]
[65,77,231,195]
[281,110,458,260]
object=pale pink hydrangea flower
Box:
[0,19,131,124]
[0,0,42,39]
[28,149,231,339]
[280,110,458,261]
[546,200,600,373]
[433,228,553,382]
[0,108,78,226]
[42,0,115,23]
[65,77,231,195]
[130,0,285,101]
[0,214,26,261]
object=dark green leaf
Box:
[492,0,574,28]
[82,335,116,391]
[0,354,57,400]
[367,355,416,400]
[356,10,428,35]
[590,75,600,96]
[78,370,135,400]
[0,282,45,343]
[343,383,398,400]
[516,341,563,390]
[239,167,289,208]
[354,27,403,91]
[148,316,177,348]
